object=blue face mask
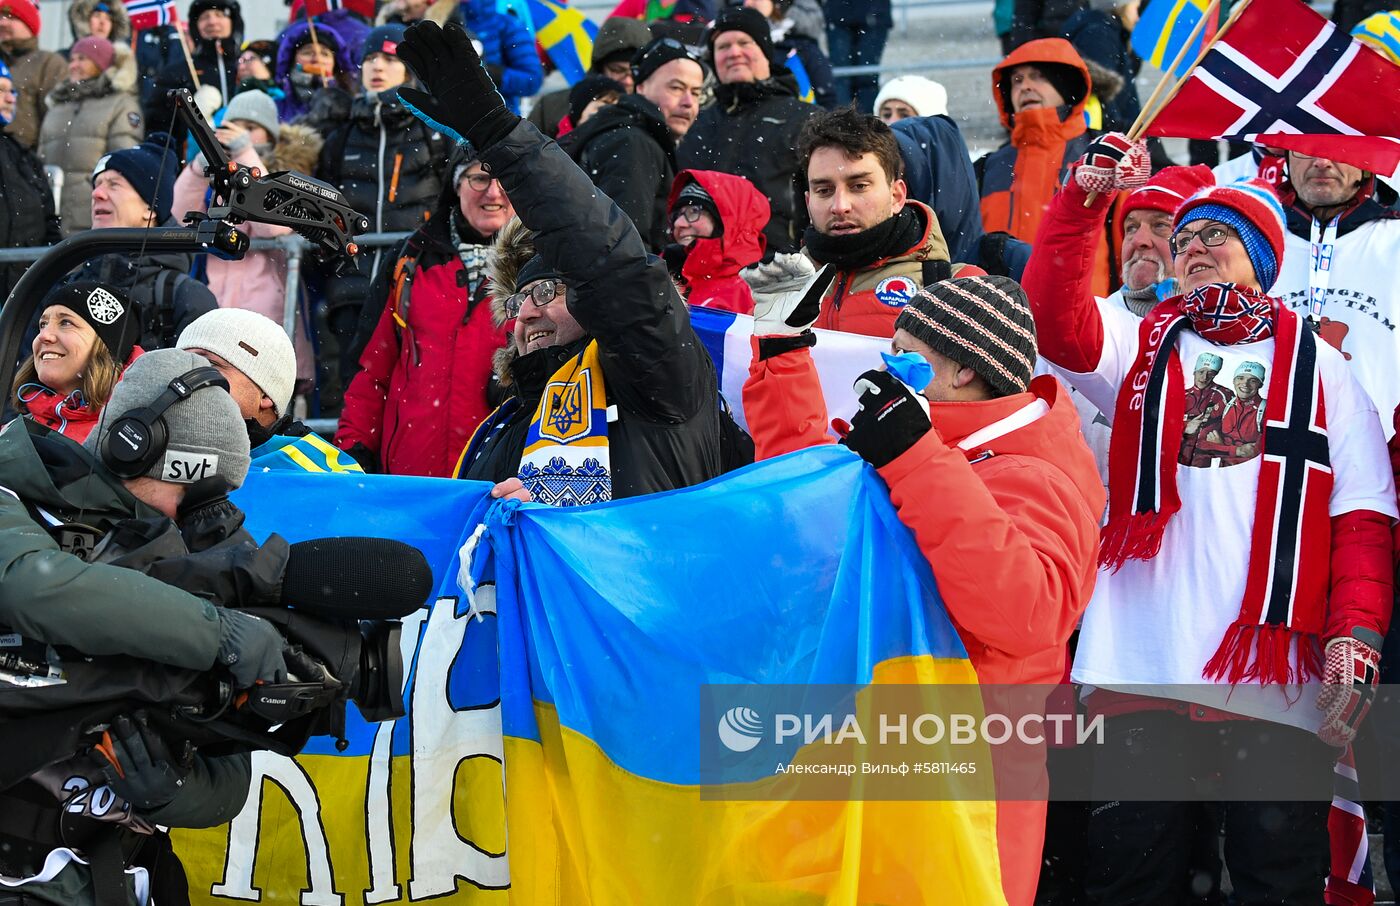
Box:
[880,351,933,392]
[1155,278,1179,300]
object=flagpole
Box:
[1083,0,1253,205]
[304,6,327,88]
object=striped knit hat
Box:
[1172,179,1286,291]
[894,275,1037,398]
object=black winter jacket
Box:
[459,120,725,499]
[567,94,677,253]
[677,71,818,254]
[146,34,242,135]
[62,230,218,350]
[317,89,449,314]
[0,133,59,301]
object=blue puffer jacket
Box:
[458,0,543,113]
[892,115,1030,280]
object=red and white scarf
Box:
[1102,284,1332,685]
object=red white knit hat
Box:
[1173,179,1287,290]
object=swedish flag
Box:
[1130,0,1212,77]
[527,0,600,85]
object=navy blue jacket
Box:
[891,115,1030,279]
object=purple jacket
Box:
[275,19,358,122]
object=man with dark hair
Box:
[796,105,983,338]
[567,36,707,252]
[678,6,817,253]
[526,15,652,138]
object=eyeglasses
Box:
[672,204,706,224]
[505,279,565,318]
[1170,224,1238,256]
[461,172,496,192]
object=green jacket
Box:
[0,420,251,901]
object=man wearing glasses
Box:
[391,21,730,505]
[1023,133,1396,904]
[567,36,707,252]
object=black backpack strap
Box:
[921,258,952,286]
[978,232,1012,277]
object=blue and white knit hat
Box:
[1172,179,1286,291]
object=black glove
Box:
[660,242,691,279]
[94,711,192,812]
[396,21,520,151]
[838,369,931,469]
[346,442,382,474]
[214,608,288,689]
[484,63,504,85]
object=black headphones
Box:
[100,366,230,480]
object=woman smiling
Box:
[11,282,139,442]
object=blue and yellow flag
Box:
[1131,0,1212,77]
[172,447,1004,903]
[786,48,815,104]
[526,0,599,85]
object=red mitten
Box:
[1316,636,1381,747]
[1073,133,1152,195]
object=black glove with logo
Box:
[838,369,932,468]
[94,711,193,812]
[396,20,520,151]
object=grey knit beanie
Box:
[222,89,280,141]
[87,348,251,489]
[177,308,296,417]
[894,275,1037,397]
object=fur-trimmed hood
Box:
[48,42,137,103]
[69,0,132,43]
[1083,57,1123,103]
[268,122,323,174]
[486,216,536,386]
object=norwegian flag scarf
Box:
[1101,284,1332,685]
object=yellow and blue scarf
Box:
[516,340,613,506]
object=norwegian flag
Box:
[124,0,180,31]
[1146,0,1400,176]
[1325,748,1375,906]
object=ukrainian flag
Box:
[476,445,1006,902]
[527,0,600,85]
[1131,0,1212,77]
[171,446,1005,903]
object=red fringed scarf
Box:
[1101,284,1332,685]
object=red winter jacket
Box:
[335,219,507,478]
[744,340,1104,906]
[669,169,768,315]
[1022,177,1393,652]
[13,345,143,443]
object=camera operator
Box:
[0,348,287,906]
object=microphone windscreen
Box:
[281,537,432,620]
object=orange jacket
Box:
[979,38,1111,296]
[743,340,1105,906]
